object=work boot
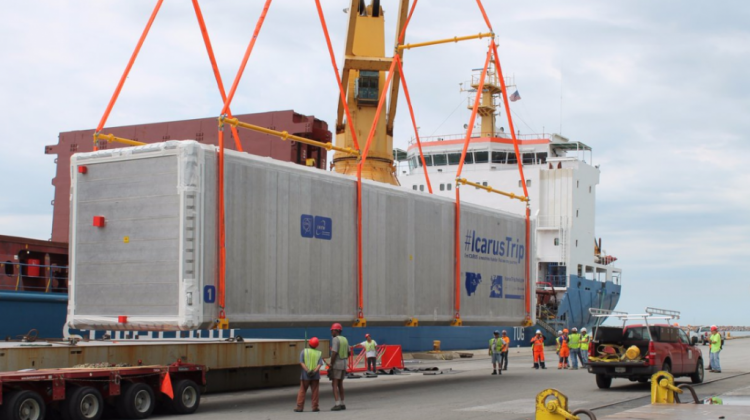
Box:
[294,408,303,412]
[331,405,344,411]
[533,363,539,370]
[492,370,497,375]
[541,362,547,369]
[558,363,562,369]
[341,405,346,410]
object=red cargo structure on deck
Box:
[45,110,332,242]
[0,235,69,293]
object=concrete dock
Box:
[171,338,750,420]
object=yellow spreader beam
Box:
[456,178,529,203]
[397,32,494,51]
[93,133,147,147]
[222,117,360,157]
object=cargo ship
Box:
[399,64,623,337]
[1,1,621,351]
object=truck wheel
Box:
[116,382,156,419]
[2,390,46,420]
[691,359,704,384]
[596,374,612,389]
[662,362,671,374]
[61,386,103,420]
[165,379,201,415]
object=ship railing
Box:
[0,261,69,293]
[408,132,550,146]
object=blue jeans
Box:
[581,348,589,365]
[710,351,721,371]
[570,349,580,368]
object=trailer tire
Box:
[165,379,200,415]
[116,382,156,419]
[596,374,612,389]
[2,390,46,420]
[61,387,103,420]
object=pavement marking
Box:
[456,399,589,414]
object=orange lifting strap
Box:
[454,47,493,322]
[395,55,432,194]
[94,0,164,151]
[314,0,362,152]
[215,0,274,313]
[191,0,243,152]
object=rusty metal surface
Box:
[602,404,750,419]
[0,338,329,372]
[46,111,332,242]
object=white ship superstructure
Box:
[398,65,622,331]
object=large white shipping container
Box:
[68,141,534,331]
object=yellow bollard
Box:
[650,371,682,404]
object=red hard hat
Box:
[331,323,343,331]
[309,337,320,348]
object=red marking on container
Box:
[93,216,105,227]
[78,166,88,174]
[118,316,128,323]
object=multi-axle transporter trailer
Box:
[0,361,204,420]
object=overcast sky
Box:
[1,1,748,325]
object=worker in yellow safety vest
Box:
[356,334,378,373]
[708,325,722,373]
[580,328,590,366]
[294,337,323,412]
[489,330,504,375]
[329,323,349,411]
[568,327,581,370]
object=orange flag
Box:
[161,373,174,399]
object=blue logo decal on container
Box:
[204,285,216,303]
[465,272,482,296]
[301,214,314,238]
[314,216,332,240]
[490,275,503,298]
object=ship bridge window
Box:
[491,151,506,164]
[523,153,535,165]
[448,152,462,165]
[408,157,417,171]
[432,153,447,166]
[507,152,518,164]
[474,151,489,163]
[537,152,548,164]
[423,155,433,166]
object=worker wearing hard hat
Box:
[294,337,324,412]
[500,330,510,371]
[568,327,581,370]
[708,325,722,373]
[558,329,570,369]
[529,330,547,369]
[356,334,378,373]
[489,331,504,375]
[579,328,590,366]
[329,323,349,411]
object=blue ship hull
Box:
[1,276,620,352]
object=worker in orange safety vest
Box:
[530,330,547,369]
[558,328,570,369]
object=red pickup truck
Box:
[587,324,704,389]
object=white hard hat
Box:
[557,330,562,334]
[572,327,578,332]
[536,330,542,334]
[581,328,587,332]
